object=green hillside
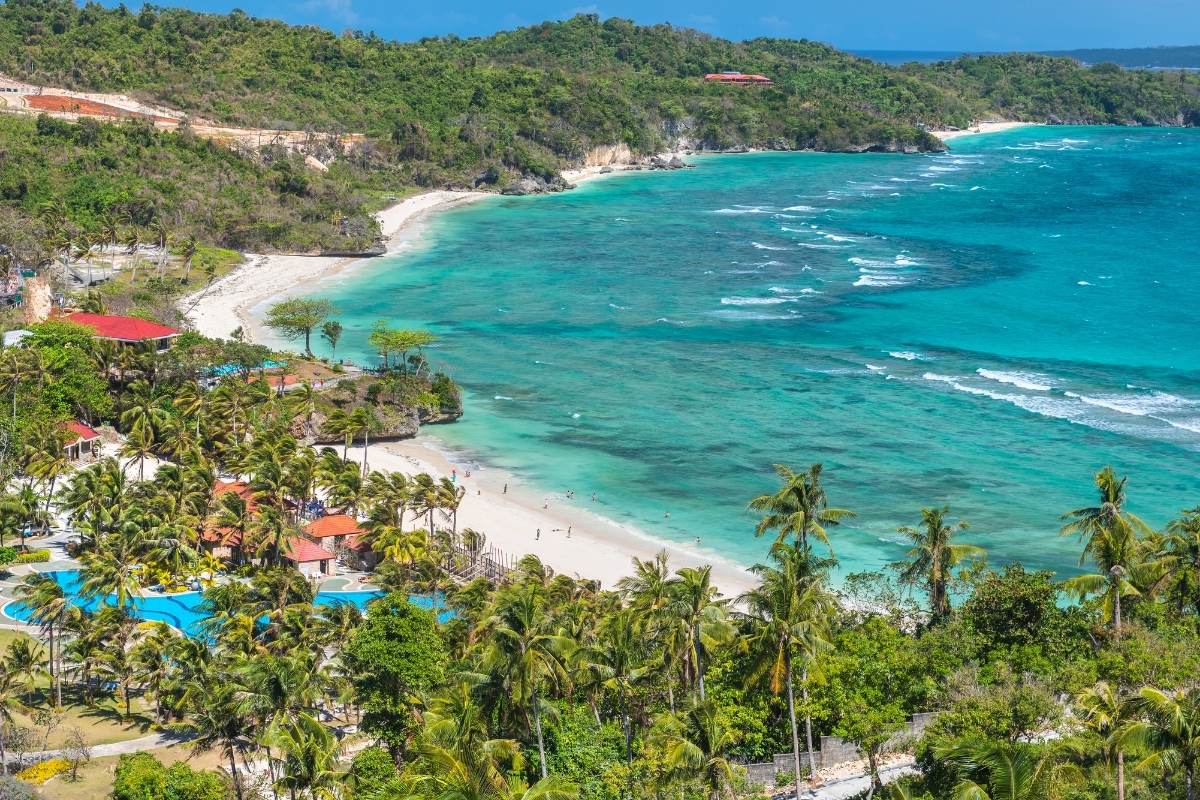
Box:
[0,1,1198,254]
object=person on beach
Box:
[591,492,596,502]
[567,525,572,538]
[503,483,508,494]
[536,528,541,540]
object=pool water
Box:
[6,571,449,636]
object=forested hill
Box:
[3,1,1200,185]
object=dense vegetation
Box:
[2,2,1199,186]
[0,308,1198,800]
[0,112,379,255]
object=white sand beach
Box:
[344,437,757,596]
[932,120,1037,141]
[179,190,488,340]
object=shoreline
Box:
[178,190,489,341]
[931,120,1038,142]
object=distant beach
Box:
[932,120,1038,141]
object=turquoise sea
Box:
[315,126,1200,577]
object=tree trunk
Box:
[1113,582,1122,636]
[1117,750,1125,800]
[623,710,632,764]
[801,669,818,778]
[695,632,706,700]
[361,429,369,474]
[785,654,804,800]
[228,750,244,800]
[0,726,6,776]
[533,697,548,779]
[667,681,675,714]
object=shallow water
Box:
[315,127,1200,577]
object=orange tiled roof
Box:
[303,514,364,538]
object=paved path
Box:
[772,758,912,800]
[5,731,187,766]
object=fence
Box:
[743,712,938,790]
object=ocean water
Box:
[313,127,1200,577]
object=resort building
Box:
[302,513,365,549]
[62,421,101,461]
[200,526,244,562]
[704,71,773,85]
[343,534,379,571]
[283,536,335,577]
[65,311,180,351]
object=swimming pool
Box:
[5,571,449,636]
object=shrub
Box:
[112,753,227,800]
[0,775,35,800]
[350,747,398,796]
[0,546,16,567]
[15,757,68,785]
[14,550,50,564]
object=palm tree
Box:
[79,535,146,608]
[1162,507,1200,616]
[321,409,353,461]
[574,608,648,762]
[0,667,25,776]
[651,697,741,800]
[1061,467,1158,634]
[150,216,169,277]
[99,209,124,276]
[896,506,984,623]
[120,424,156,482]
[364,470,412,528]
[178,234,199,283]
[1076,680,1131,800]
[937,739,1082,800]
[173,679,252,800]
[347,406,380,473]
[264,712,341,800]
[748,463,855,554]
[1120,685,1200,800]
[438,477,466,536]
[14,573,71,707]
[739,544,835,789]
[479,582,573,778]
[664,566,732,701]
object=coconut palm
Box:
[479,582,574,778]
[79,533,147,607]
[896,506,985,623]
[574,607,649,761]
[663,566,732,701]
[739,544,835,788]
[438,476,466,535]
[178,234,199,283]
[173,679,252,800]
[651,697,741,800]
[264,712,342,800]
[1162,507,1200,616]
[14,573,72,707]
[937,738,1083,800]
[0,666,26,775]
[748,463,855,554]
[1119,685,1200,800]
[346,406,380,473]
[120,423,156,482]
[1076,680,1132,800]
[1061,468,1161,634]
[364,470,412,528]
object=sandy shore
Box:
[932,120,1037,142]
[344,436,756,597]
[178,190,488,340]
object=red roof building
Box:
[282,536,335,577]
[213,480,259,513]
[704,72,773,85]
[303,514,364,540]
[65,312,179,351]
[62,421,101,461]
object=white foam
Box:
[751,242,788,251]
[570,412,582,419]
[1067,390,1197,418]
[783,205,818,212]
[976,369,1053,392]
[854,274,910,287]
[714,206,771,214]
[494,395,514,401]
[795,242,845,250]
[608,303,628,310]
[720,296,793,305]
[888,351,926,361]
[866,364,886,372]
[1077,281,1093,286]
[824,233,858,242]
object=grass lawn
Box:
[35,743,229,800]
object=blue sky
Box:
[120,0,1200,51]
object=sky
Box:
[113,0,1200,51]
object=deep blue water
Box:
[311,126,1200,578]
[3,571,447,636]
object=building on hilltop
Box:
[64,311,179,351]
[704,71,773,85]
